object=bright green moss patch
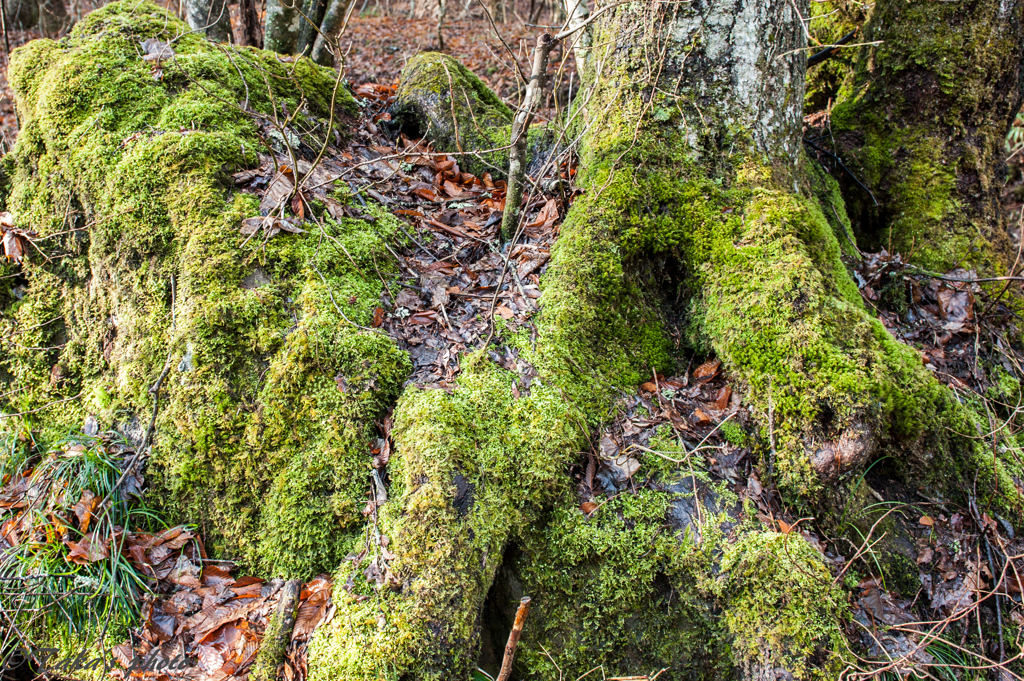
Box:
[713,531,846,677]
[0,0,392,578]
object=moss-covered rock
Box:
[390,52,554,179]
[0,0,400,579]
[391,52,514,178]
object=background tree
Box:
[183,0,231,41]
[830,0,1024,272]
[264,0,353,63]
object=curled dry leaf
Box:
[140,38,175,62]
[73,489,97,533]
[693,358,721,382]
[0,212,36,264]
[65,532,110,564]
[240,216,305,239]
[712,385,732,410]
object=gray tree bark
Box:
[264,0,301,53]
[295,0,327,55]
[184,0,232,42]
[309,0,354,65]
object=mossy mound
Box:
[0,0,405,578]
[390,52,555,179]
[391,52,514,178]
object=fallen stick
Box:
[250,579,302,681]
[500,34,556,242]
[496,596,532,681]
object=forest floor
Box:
[3,5,1024,680]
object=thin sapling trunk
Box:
[500,33,555,241]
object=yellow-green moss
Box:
[506,487,734,680]
[712,531,846,677]
[309,355,585,680]
[0,0,394,579]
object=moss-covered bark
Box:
[830,0,1024,271]
[0,1,408,580]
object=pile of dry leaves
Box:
[111,569,332,681]
[0,432,333,681]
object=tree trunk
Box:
[309,0,354,65]
[4,0,38,30]
[37,0,65,36]
[295,0,327,55]
[238,0,262,47]
[830,0,1024,272]
[264,0,301,53]
[184,0,232,41]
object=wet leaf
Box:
[202,564,236,587]
[712,385,732,410]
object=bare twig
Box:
[497,596,532,681]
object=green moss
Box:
[829,0,1020,272]
[309,354,586,680]
[713,531,846,677]
[506,489,732,680]
[804,0,865,113]
[720,419,747,447]
[495,469,845,679]
[0,0,389,578]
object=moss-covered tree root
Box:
[1,0,408,579]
